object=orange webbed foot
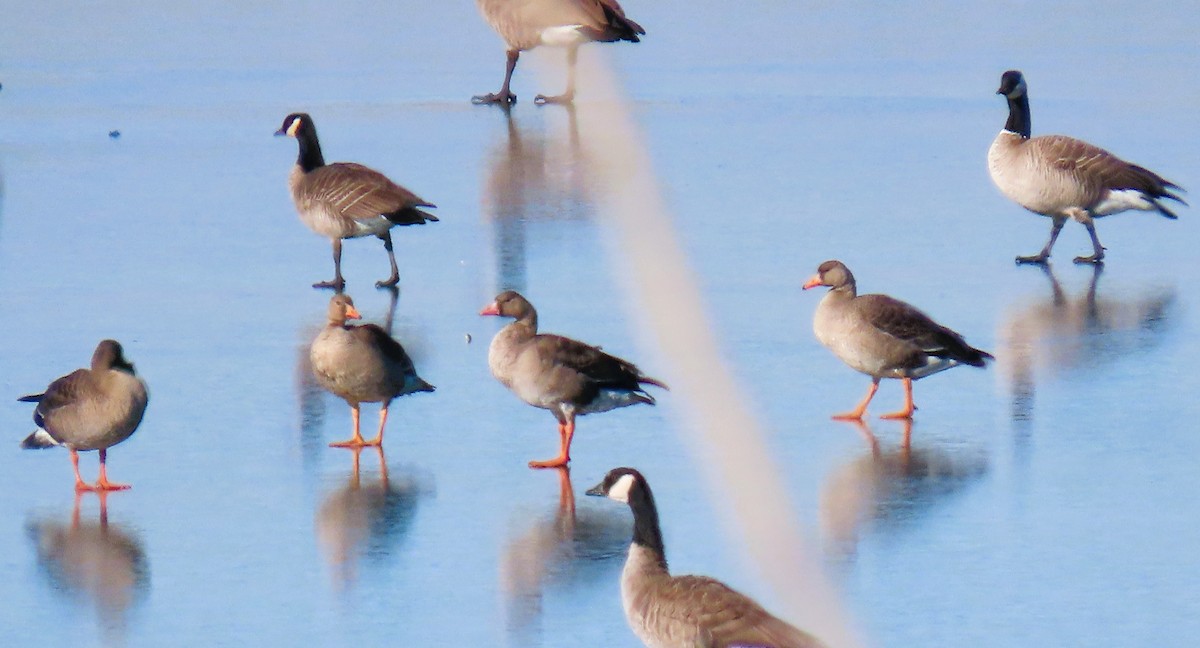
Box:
[528,456,570,469]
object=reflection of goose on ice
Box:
[500,467,627,641]
[483,107,593,294]
[315,446,431,589]
[997,264,1174,421]
[27,492,149,641]
[820,420,987,558]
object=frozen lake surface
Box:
[1,1,1198,646]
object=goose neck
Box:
[628,487,668,571]
[1004,94,1031,139]
[297,129,326,172]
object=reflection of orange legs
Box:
[833,379,879,421]
[347,445,388,487]
[530,420,575,469]
[74,449,130,492]
[880,378,916,420]
[555,467,576,518]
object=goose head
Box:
[996,70,1027,99]
[802,260,855,292]
[92,339,136,374]
[274,112,314,138]
[327,294,362,325]
[586,467,647,504]
[479,290,535,320]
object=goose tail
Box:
[20,428,59,449]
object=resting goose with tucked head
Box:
[473,0,645,106]
[275,113,438,290]
[588,468,828,648]
[802,260,993,420]
[479,291,666,468]
[987,70,1185,264]
[311,294,435,448]
[19,340,149,492]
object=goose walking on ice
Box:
[473,0,645,106]
[987,70,1184,264]
[480,291,665,468]
[802,260,993,420]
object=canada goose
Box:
[19,340,149,492]
[802,260,993,420]
[987,70,1185,264]
[311,294,435,447]
[479,290,666,468]
[275,112,438,289]
[587,467,828,648]
[473,0,645,105]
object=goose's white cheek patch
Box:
[607,473,636,503]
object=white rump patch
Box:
[1093,189,1154,216]
[540,25,587,47]
[606,473,636,503]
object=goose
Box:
[987,70,1185,264]
[311,294,435,447]
[479,290,666,468]
[587,467,828,648]
[802,260,992,420]
[18,340,149,492]
[275,113,438,289]
[473,0,645,106]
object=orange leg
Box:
[880,378,916,420]
[79,449,130,492]
[529,419,574,469]
[69,449,90,491]
[362,405,388,447]
[833,379,879,421]
[330,404,368,448]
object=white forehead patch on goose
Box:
[606,473,637,503]
[286,116,302,137]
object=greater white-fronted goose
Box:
[802,261,993,420]
[311,294,435,448]
[473,0,645,106]
[987,70,1185,264]
[479,290,666,468]
[19,340,149,492]
[275,113,438,289]
[587,467,828,648]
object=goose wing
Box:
[300,163,436,225]
[534,334,653,391]
[1033,135,1180,197]
[25,370,93,433]
[857,295,990,365]
[348,323,419,374]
